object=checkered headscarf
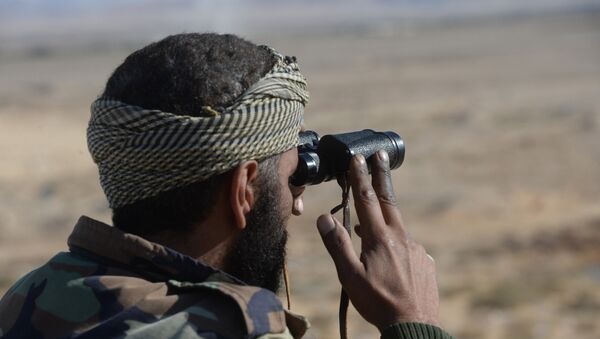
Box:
[87,47,309,209]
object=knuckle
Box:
[330,230,350,252]
[377,192,397,206]
[408,240,424,252]
[397,236,411,249]
[358,187,377,202]
[355,164,369,176]
[372,160,387,173]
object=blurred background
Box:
[1,0,600,338]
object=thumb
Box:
[317,214,363,283]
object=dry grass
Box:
[1,9,599,339]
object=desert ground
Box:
[1,7,599,339]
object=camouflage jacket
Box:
[0,216,309,339]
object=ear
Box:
[230,160,259,230]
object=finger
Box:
[371,150,403,225]
[348,154,386,237]
[317,214,364,283]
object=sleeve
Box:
[255,327,295,339]
[380,322,454,339]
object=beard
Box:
[227,172,288,293]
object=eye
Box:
[289,179,306,199]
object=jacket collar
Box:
[67,216,310,338]
[68,215,244,284]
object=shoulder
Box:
[0,252,103,338]
[169,280,290,338]
[0,253,298,338]
[101,280,294,338]
[0,253,294,339]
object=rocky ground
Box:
[1,8,599,339]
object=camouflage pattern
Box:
[0,216,309,339]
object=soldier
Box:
[0,33,452,339]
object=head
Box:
[98,33,306,292]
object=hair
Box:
[105,33,277,236]
[229,155,287,292]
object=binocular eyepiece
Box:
[291,129,405,186]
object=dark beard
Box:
[227,175,288,293]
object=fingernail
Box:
[378,150,389,162]
[356,154,366,166]
[317,214,335,236]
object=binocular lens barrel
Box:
[291,129,405,186]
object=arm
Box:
[317,150,453,339]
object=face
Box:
[228,148,303,292]
[277,147,304,220]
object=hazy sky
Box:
[2,0,597,18]
[1,0,598,49]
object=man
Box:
[0,33,452,339]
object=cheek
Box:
[278,178,294,218]
[277,148,299,218]
[282,185,294,216]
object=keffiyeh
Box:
[87,47,309,208]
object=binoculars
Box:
[291,129,405,186]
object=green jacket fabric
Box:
[0,216,308,338]
[0,216,453,339]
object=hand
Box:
[317,150,440,331]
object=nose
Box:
[292,196,304,216]
[290,185,305,216]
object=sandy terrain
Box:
[1,8,599,339]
